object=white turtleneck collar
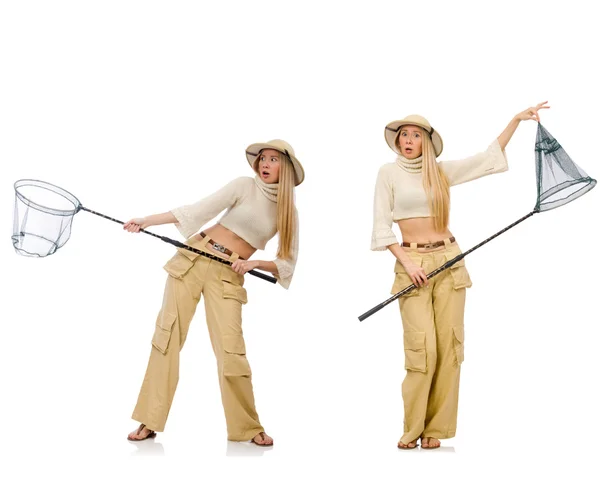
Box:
[396,154,423,173]
[254,175,279,202]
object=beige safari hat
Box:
[384,114,444,157]
[245,139,304,186]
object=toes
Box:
[128,426,152,440]
[253,433,272,445]
[398,439,418,449]
[421,437,440,448]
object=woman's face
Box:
[397,125,423,159]
[257,149,281,183]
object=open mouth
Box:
[261,170,270,178]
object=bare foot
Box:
[252,431,274,446]
[127,423,156,441]
[421,436,441,449]
[398,439,418,449]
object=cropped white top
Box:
[371,139,508,251]
[171,176,298,288]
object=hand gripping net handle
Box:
[358,211,536,321]
[78,206,277,284]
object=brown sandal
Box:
[397,439,419,450]
[420,436,440,450]
[251,432,273,446]
[127,423,157,441]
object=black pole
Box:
[358,211,537,321]
[79,206,278,284]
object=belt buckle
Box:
[423,242,436,249]
[212,242,227,254]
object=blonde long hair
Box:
[276,152,297,259]
[255,150,297,259]
[397,128,450,232]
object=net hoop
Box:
[535,177,597,212]
[14,179,81,216]
[12,180,82,257]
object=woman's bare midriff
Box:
[195,224,257,260]
[397,217,454,246]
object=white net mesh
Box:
[12,180,81,257]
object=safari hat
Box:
[384,114,443,157]
[245,139,304,186]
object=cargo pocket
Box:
[403,331,427,373]
[222,334,251,376]
[445,251,473,290]
[151,311,177,355]
[163,248,200,279]
[391,257,423,297]
[221,268,248,304]
[452,326,465,365]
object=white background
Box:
[1,1,599,481]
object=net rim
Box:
[14,179,81,216]
[536,177,597,212]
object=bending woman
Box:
[125,139,303,446]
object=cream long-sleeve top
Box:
[371,139,508,251]
[170,176,298,289]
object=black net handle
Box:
[358,211,537,321]
[79,206,277,284]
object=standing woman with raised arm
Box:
[371,103,548,449]
[125,139,303,446]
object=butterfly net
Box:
[12,180,81,257]
[535,124,596,212]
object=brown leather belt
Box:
[401,236,455,249]
[200,232,245,260]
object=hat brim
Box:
[246,143,305,186]
[384,121,443,157]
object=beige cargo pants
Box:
[131,236,264,441]
[394,238,472,445]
